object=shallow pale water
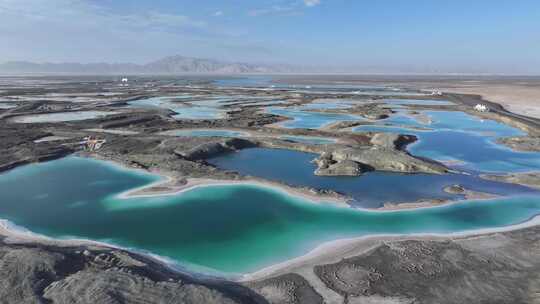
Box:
[383,110,429,127]
[353,125,427,134]
[410,111,535,172]
[214,76,274,88]
[172,107,227,120]
[290,85,426,96]
[409,130,540,173]
[297,101,354,110]
[426,110,524,137]
[129,95,238,120]
[1,156,539,275]
[223,99,286,107]
[214,77,426,96]
[355,109,525,137]
[351,90,428,97]
[0,102,17,109]
[384,99,455,106]
[12,111,119,123]
[159,129,248,138]
[129,96,185,112]
[353,109,430,133]
[267,107,363,129]
[129,95,229,120]
[354,109,537,172]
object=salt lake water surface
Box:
[1,156,539,275]
[209,148,539,208]
[11,111,119,123]
[129,95,229,120]
[355,109,539,173]
[268,107,363,129]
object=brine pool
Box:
[1,156,539,275]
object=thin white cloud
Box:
[248,5,297,17]
[0,0,256,63]
[248,0,320,17]
[213,11,223,17]
[0,0,208,31]
[304,0,321,7]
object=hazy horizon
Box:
[1,0,539,74]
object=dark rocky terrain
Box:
[246,226,540,304]
[481,172,540,190]
[1,75,540,303]
[0,236,267,304]
[3,225,538,304]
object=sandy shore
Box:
[441,84,540,119]
[241,214,540,282]
[89,154,350,206]
[108,156,501,212]
[375,182,500,211]
[0,155,538,289]
[0,219,118,250]
[1,198,539,284]
[77,156,540,283]
[0,218,231,280]
[120,174,349,206]
[86,153,509,213]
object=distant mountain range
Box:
[3,56,523,75]
[0,55,297,74]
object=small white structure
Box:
[121,78,128,83]
[474,104,489,112]
[431,90,443,96]
[120,77,129,87]
[81,136,107,151]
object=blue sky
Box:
[1,0,539,73]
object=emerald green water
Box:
[1,156,539,275]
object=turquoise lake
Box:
[1,156,539,275]
[129,96,229,120]
[409,130,540,173]
[213,77,426,96]
[0,102,17,109]
[11,111,119,123]
[354,109,539,173]
[268,107,363,129]
[354,110,525,137]
[209,148,539,208]
[4,79,540,277]
[296,101,355,110]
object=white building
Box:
[81,136,107,151]
[474,104,489,112]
